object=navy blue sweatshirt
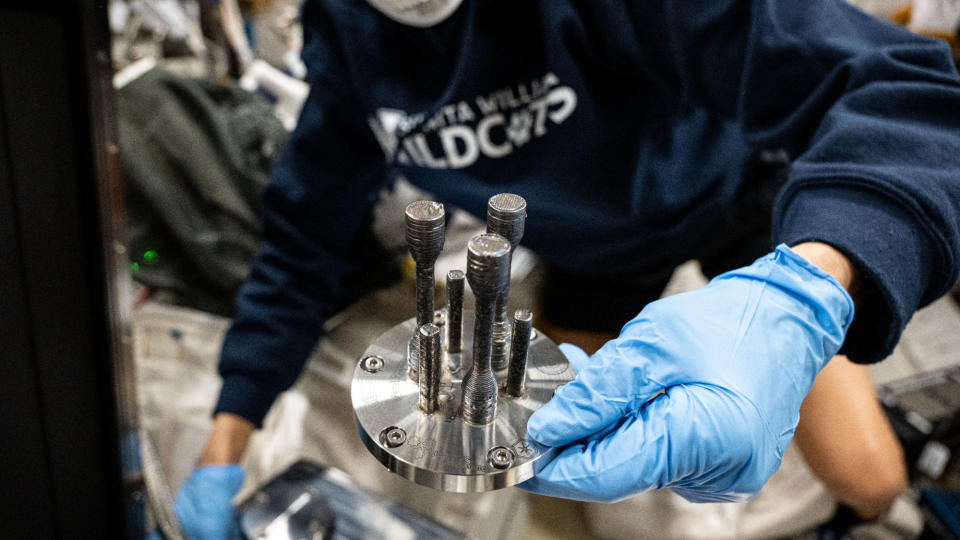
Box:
[216,0,960,426]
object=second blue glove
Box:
[174,464,244,540]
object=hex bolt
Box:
[446,270,464,354]
[382,426,407,448]
[461,233,511,425]
[360,355,383,373]
[488,446,516,470]
[405,200,445,381]
[505,309,533,398]
[486,194,527,371]
[418,323,442,413]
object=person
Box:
[173,0,960,537]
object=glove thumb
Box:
[528,336,662,447]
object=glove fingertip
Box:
[525,406,564,446]
[527,397,593,446]
[528,375,631,447]
[558,343,590,373]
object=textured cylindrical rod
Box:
[505,309,533,398]
[446,270,464,354]
[461,233,511,425]
[418,323,442,413]
[405,201,445,380]
[486,194,527,371]
[406,200,446,325]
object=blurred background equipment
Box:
[879,367,960,485]
[236,460,463,539]
[117,66,287,316]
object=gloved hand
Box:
[174,464,244,540]
[521,244,854,503]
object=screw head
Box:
[382,426,407,448]
[434,309,446,326]
[488,446,516,469]
[530,328,538,341]
[360,355,384,373]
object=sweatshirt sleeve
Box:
[214,2,391,426]
[623,0,960,362]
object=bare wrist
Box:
[790,242,862,300]
[198,412,255,466]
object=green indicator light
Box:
[143,250,158,264]
[129,262,140,272]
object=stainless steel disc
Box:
[351,311,574,492]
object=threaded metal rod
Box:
[405,200,445,381]
[486,194,527,371]
[505,309,533,398]
[463,300,499,424]
[446,270,464,354]
[418,324,442,413]
[462,233,511,425]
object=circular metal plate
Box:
[351,312,574,492]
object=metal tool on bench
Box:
[351,195,574,493]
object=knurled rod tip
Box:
[487,193,527,247]
[466,233,511,299]
[487,193,527,219]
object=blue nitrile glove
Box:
[174,464,244,540]
[521,244,854,503]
